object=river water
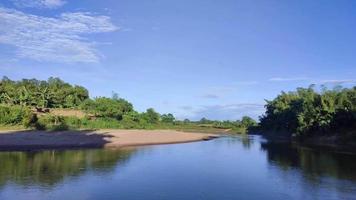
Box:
[0,135,355,200]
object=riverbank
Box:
[0,129,218,151]
[259,131,356,153]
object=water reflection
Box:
[260,141,356,181]
[0,148,135,188]
[0,137,355,200]
[238,135,254,149]
[216,135,255,150]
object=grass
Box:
[0,112,247,134]
[0,125,30,134]
[147,123,245,134]
[0,123,244,134]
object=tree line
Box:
[0,77,255,132]
[258,85,356,141]
[0,77,89,108]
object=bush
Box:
[80,97,133,120]
[36,115,68,131]
[0,105,37,127]
[63,116,83,129]
[80,117,122,129]
[22,111,38,128]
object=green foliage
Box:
[0,105,36,127]
[161,113,175,123]
[42,116,123,130]
[80,97,133,120]
[120,111,144,129]
[170,116,256,134]
[241,116,257,127]
[22,111,38,128]
[0,76,260,133]
[142,108,160,124]
[76,117,122,129]
[0,77,89,108]
[209,117,257,134]
[199,117,210,124]
[259,86,356,139]
[36,115,69,131]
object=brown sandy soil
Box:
[0,129,218,151]
[100,130,218,148]
[49,109,86,118]
[31,108,87,118]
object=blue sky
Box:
[0,0,355,120]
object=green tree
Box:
[0,77,89,108]
[80,97,133,120]
[161,113,175,123]
[259,85,356,140]
[241,116,257,127]
[143,108,160,124]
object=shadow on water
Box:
[215,135,255,150]
[260,141,356,181]
[0,130,113,151]
[0,148,136,188]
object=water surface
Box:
[0,136,355,200]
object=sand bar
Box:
[0,129,218,151]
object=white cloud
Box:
[268,77,356,85]
[12,0,66,9]
[201,94,220,99]
[200,86,235,99]
[0,7,118,63]
[269,77,309,82]
[319,79,356,84]
[179,106,193,111]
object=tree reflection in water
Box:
[0,148,135,188]
[216,135,255,150]
[260,141,356,181]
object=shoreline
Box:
[259,133,356,153]
[0,129,219,151]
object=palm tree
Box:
[18,86,31,106]
[35,87,53,108]
[0,92,13,105]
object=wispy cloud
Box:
[201,94,220,99]
[12,0,66,9]
[200,81,258,99]
[186,103,265,121]
[179,106,193,111]
[201,85,239,99]
[319,79,356,84]
[269,77,309,82]
[0,7,118,63]
[268,77,356,85]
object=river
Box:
[0,135,355,200]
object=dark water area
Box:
[0,136,355,200]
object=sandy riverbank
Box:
[0,129,218,151]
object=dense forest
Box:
[0,77,89,108]
[0,77,255,133]
[258,86,356,143]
